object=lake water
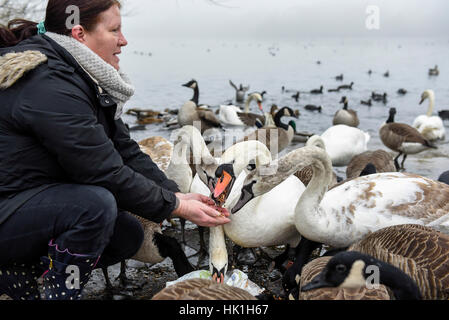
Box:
[119,37,449,181]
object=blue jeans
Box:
[0,184,144,268]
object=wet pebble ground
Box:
[80,220,287,300]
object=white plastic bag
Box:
[165,269,265,296]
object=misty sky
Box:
[121,0,449,40]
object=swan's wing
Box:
[325,173,449,226]
[198,109,222,127]
[237,112,265,126]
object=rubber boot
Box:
[0,261,44,300]
[40,240,100,300]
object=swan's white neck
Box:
[209,225,228,274]
[167,126,216,188]
[253,147,333,241]
[165,143,192,192]
[243,95,256,113]
[292,149,333,240]
[426,91,435,117]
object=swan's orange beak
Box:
[214,170,233,199]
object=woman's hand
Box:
[173,193,231,227]
[176,192,215,205]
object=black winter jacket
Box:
[0,34,179,225]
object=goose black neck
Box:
[274,109,289,130]
[191,86,199,105]
[154,232,194,277]
[343,102,348,110]
[386,112,395,123]
[376,260,422,300]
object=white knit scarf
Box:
[45,32,134,120]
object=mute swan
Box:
[320,124,370,166]
[218,92,264,126]
[412,89,446,141]
[380,108,436,170]
[231,145,449,290]
[209,136,335,283]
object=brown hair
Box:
[0,0,121,48]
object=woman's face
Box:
[83,5,127,70]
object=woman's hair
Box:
[0,0,121,48]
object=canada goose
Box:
[327,88,340,93]
[413,89,446,141]
[438,170,449,185]
[345,149,396,179]
[182,79,209,108]
[332,96,359,127]
[358,163,377,176]
[438,110,449,120]
[321,124,370,167]
[301,251,422,300]
[304,105,322,112]
[380,108,436,170]
[241,106,298,156]
[229,80,250,103]
[151,278,257,300]
[428,65,439,76]
[231,145,449,291]
[178,101,222,134]
[397,88,407,95]
[335,74,343,81]
[360,99,371,106]
[383,70,389,77]
[296,256,391,300]
[310,86,323,94]
[291,91,300,102]
[337,82,353,90]
[218,92,264,126]
[348,224,449,300]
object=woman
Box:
[0,0,230,300]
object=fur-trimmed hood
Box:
[0,50,47,90]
